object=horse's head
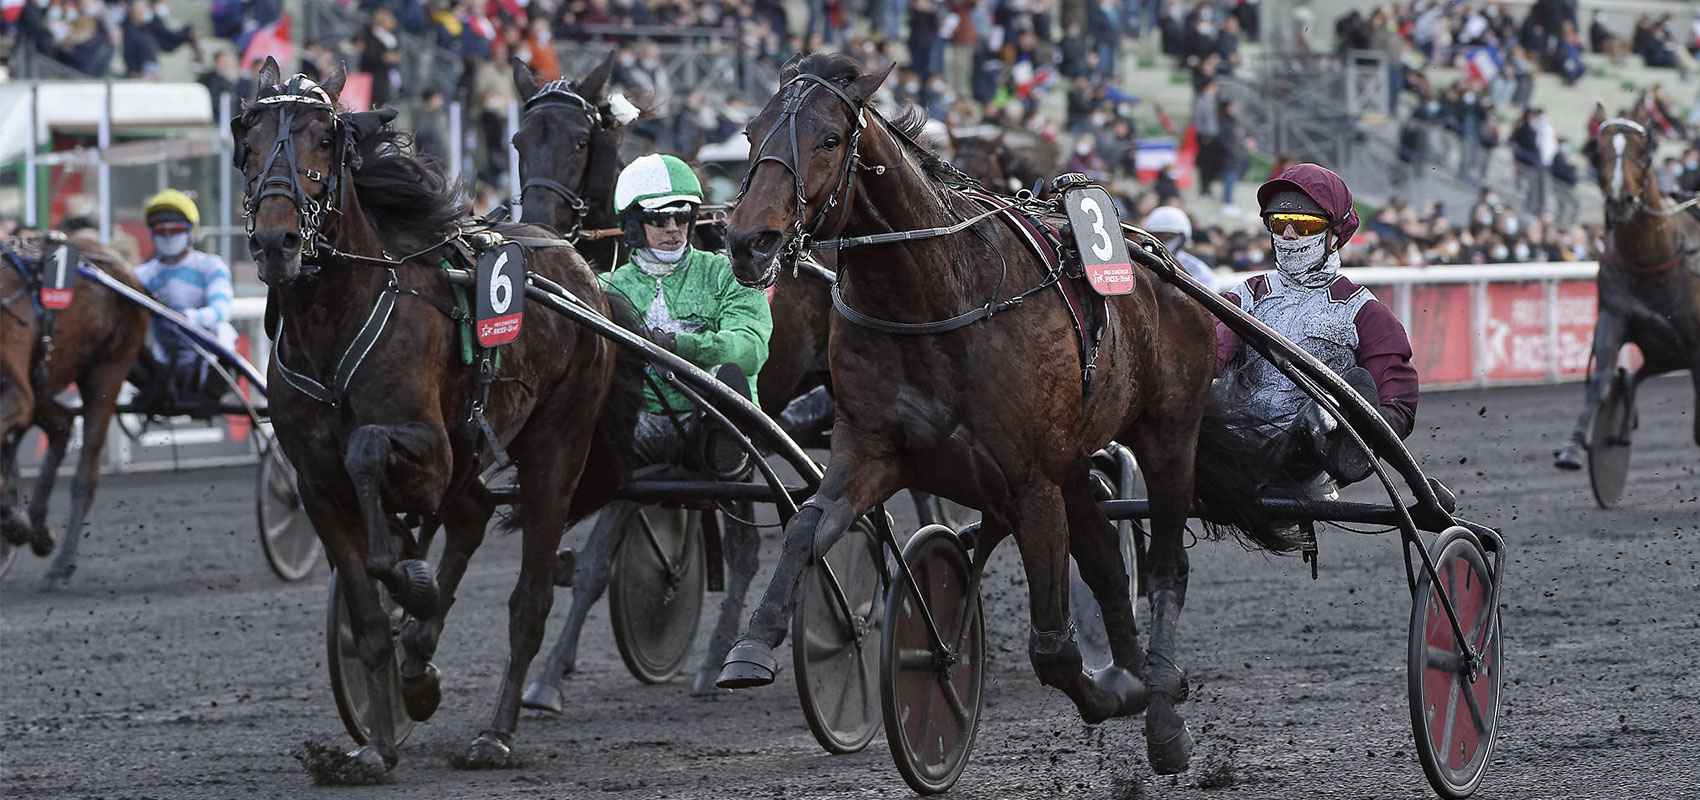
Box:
[512,53,625,234]
[234,58,394,285]
[1593,117,1655,226]
[949,130,1010,193]
[726,53,893,288]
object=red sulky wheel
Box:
[1408,526,1502,799]
[881,524,985,795]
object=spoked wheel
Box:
[1409,526,1502,799]
[256,443,322,581]
[609,504,707,684]
[1588,369,1635,509]
[326,569,417,745]
[913,492,979,533]
[881,524,985,795]
[793,515,890,754]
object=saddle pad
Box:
[39,240,78,309]
[476,242,525,347]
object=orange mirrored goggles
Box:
[1262,213,1331,237]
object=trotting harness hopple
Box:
[239,76,586,491]
[737,73,1108,394]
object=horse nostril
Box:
[748,230,781,257]
[280,231,301,254]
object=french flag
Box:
[1465,45,1502,85]
[3,0,25,25]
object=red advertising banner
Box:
[1482,280,1549,382]
[1406,284,1474,385]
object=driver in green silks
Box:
[600,153,773,466]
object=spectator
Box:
[360,8,403,108]
[414,89,450,167]
[1549,137,1579,187]
[121,0,198,78]
[1062,133,1109,181]
[198,49,239,118]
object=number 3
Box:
[1079,197,1114,261]
[490,251,512,314]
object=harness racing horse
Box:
[236,58,637,773]
[1553,118,1700,473]
[511,55,626,272]
[1,234,148,589]
[716,54,1225,773]
[948,129,1015,194]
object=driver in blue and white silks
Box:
[132,189,237,405]
[1214,164,1419,491]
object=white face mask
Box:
[1161,235,1184,252]
[153,231,190,259]
[1272,231,1336,287]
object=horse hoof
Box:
[716,639,779,689]
[390,559,439,620]
[400,663,442,721]
[36,566,72,593]
[27,526,55,558]
[462,733,512,769]
[348,744,395,771]
[1097,666,1150,718]
[1553,440,1585,470]
[520,680,566,714]
[1146,704,1194,775]
[691,669,730,698]
[0,510,31,547]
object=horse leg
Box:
[463,425,594,769]
[25,403,73,580]
[1556,309,1627,469]
[1127,416,1199,775]
[38,365,125,592]
[314,493,405,771]
[717,442,901,689]
[398,492,492,723]
[521,502,629,713]
[1,430,28,547]
[345,423,444,619]
[1011,481,1146,725]
[692,500,760,696]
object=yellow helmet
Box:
[143,189,201,229]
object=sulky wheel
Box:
[1588,369,1635,509]
[609,504,706,684]
[792,515,890,754]
[326,569,416,746]
[1408,526,1502,799]
[881,524,986,795]
[256,442,323,581]
[0,533,17,581]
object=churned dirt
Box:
[3,380,1698,800]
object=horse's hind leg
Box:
[521,502,628,713]
[25,403,73,582]
[1,372,34,545]
[39,365,125,592]
[1556,309,1627,469]
[1011,481,1146,726]
[693,500,759,696]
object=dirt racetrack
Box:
[3,379,1698,800]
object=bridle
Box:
[735,73,886,278]
[235,75,345,273]
[518,79,621,240]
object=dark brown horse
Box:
[716,54,1221,773]
[236,58,636,774]
[1554,118,1700,469]
[511,55,626,272]
[948,128,1014,193]
[1,233,148,590]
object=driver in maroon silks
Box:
[1214,163,1419,489]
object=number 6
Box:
[490,251,512,314]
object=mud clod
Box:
[293,740,393,786]
[1194,746,1238,790]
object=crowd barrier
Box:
[21,263,1611,476]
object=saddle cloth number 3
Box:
[1063,185,1135,296]
[476,242,525,347]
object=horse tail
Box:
[1189,403,1310,554]
[564,297,646,525]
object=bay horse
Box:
[1554,117,1700,470]
[1,233,148,590]
[236,58,637,773]
[948,128,1015,194]
[716,53,1225,773]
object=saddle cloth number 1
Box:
[40,241,78,309]
[476,242,526,347]
[1062,185,1135,296]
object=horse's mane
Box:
[349,125,468,255]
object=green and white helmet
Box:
[614,154,703,216]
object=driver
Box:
[1215,164,1418,487]
[600,154,773,467]
[132,189,237,406]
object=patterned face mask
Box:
[1271,231,1336,288]
[152,231,191,259]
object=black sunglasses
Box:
[639,209,694,228]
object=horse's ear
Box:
[849,63,895,106]
[512,57,539,100]
[321,62,347,103]
[577,51,615,102]
[344,107,398,144]
[778,52,809,82]
[257,56,281,88]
